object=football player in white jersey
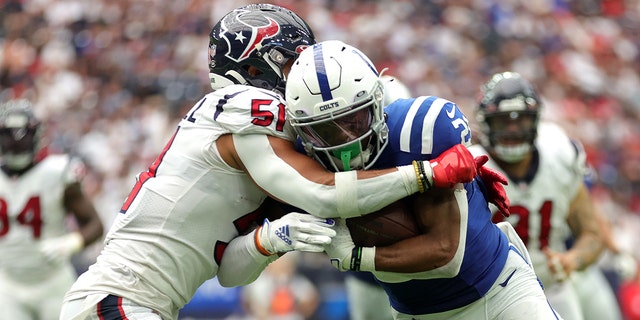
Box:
[570,194,626,320]
[0,99,104,320]
[286,40,560,320]
[60,5,483,320]
[470,71,620,320]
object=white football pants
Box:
[0,263,77,320]
[391,245,563,320]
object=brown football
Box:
[346,200,421,247]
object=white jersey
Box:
[65,85,417,320]
[469,122,586,287]
[66,85,292,319]
[0,154,82,283]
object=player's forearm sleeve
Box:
[217,229,278,287]
[234,134,419,218]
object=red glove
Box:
[427,144,477,188]
[475,155,511,217]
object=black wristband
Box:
[416,161,432,189]
[350,247,362,271]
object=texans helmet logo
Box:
[221,9,281,62]
[295,45,309,54]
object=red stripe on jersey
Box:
[120,128,179,213]
[97,300,105,320]
[117,296,129,320]
[214,241,228,266]
[97,295,129,320]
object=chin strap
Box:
[224,70,249,86]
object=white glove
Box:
[39,232,84,263]
[323,219,375,272]
[256,212,336,255]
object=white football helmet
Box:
[381,75,411,106]
[285,40,387,171]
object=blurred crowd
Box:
[1,0,640,318]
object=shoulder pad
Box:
[385,96,472,159]
[536,122,586,175]
[181,85,294,141]
[36,154,84,183]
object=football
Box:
[346,200,421,247]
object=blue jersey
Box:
[373,96,510,315]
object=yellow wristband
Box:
[412,161,425,193]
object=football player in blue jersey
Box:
[60,5,484,320]
[285,40,562,320]
[342,75,411,320]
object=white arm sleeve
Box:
[216,229,279,287]
[233,134,419,218]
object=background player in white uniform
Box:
[60,5,481,320]
[0,99,104,320]
[470,71,620,320]
[570,184,627,320]
[286,40,559,320]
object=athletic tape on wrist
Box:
[335,170,359,217]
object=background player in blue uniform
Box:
[285,40,561,319]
